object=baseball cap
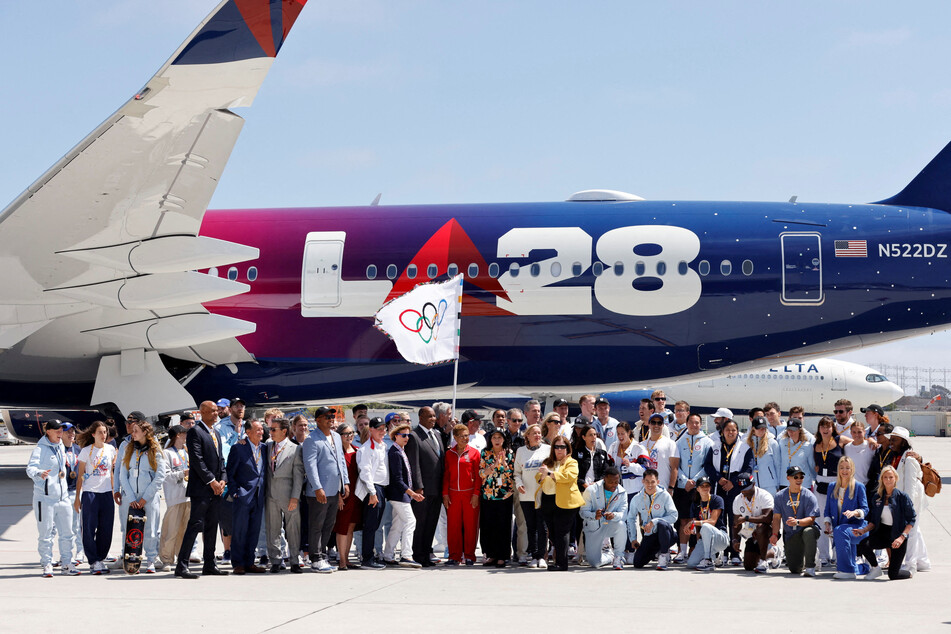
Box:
[595,397,610,406]
[461,410,483,424]
[648,413,665,424]
[45,420,63,430]
[695,476,712,487]
[230,397,246,406]
[786,418,803,429]
[314,406,336,418]
[861,404,885,416]
[552,398,569,408]
[127,411,146,421]
[713,407,733,419]
[786,465,805,477]
[736,473,755,491]
[216,398,230,408]
[384,412,400,424]
[60,422,74,431]
[751,416,768,430]
[368,416,386,429]
[180,411,195,421]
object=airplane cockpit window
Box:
[572,262,583,276]
[656,261,667,276]
[550,261,562,277]
[592,262,604,277]
[720,260,732,276]
[227,267,238,281]
[698,260,710,276]
[468,263,479,278]
[448,263,459,277]
[508,263,519,278]
[366,265,377,280]
[530,263,541,277]
[488,263,500,278]
[247,266,258,281]
[407,264,417,279]
[635,261,645,276]
[427,263,438,279]
[614,262,624,276]
[386,264,397,280]
[742,260,754,276]
[866,373,888,383]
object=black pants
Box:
[307,494,339,561]
[858,524,912,580]
[361,485,386,563]
[551,506,578,571]
[632,520,676,568]
[521,500,548,560]
[412,493,441,562]
[479,497,513,561]
[177,494,221,571]
[721,487,741,558]
[298,494,309,553]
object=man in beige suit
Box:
[264,418,305,573]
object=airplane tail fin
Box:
[874,140,951,212]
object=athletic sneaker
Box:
[696,558,714,571]
[464,559,475,566]
[612,556,623,570]
[729,556,742,566]
[527,559,538,569]
[399,558,422,569]
[537,558,548,569]
[754,560,768,574]
[624,552,635,565]
[656,554,669,570]
[42,564,53,578]
[154,560,167,572]
[313,559,334,573]
[833,571,856,580]
[144,562,156,574]
[104,556,118,563]
[865,566,884,580]
[672,551,686,564]
[61,563,80,576]
[221,550,231,564]
[518,556,529,566]
[802,567,816,577]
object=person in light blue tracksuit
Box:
[746,417,782,494]
[777,420,815,491]
[626,468,679,569]
[26,420,76,575]
[118,421,167,572]
[579,467,628,568]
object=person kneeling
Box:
[685,476,729,571]
[579,467,628,569]
[731,473,774,573]
[770,466,820,576]
[627,468,677,570]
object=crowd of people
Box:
[25,392,933,580]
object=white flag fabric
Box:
[374,274,463,365]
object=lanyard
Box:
[740,493,755,517]
[786,438,803,463]
[720,442,736,476]
[646,492,656,520]
[878,448,893,470]
[699,498,710,520]
[789,490,801,516]
[686,434,697,470]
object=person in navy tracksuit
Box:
[225,420,268,574]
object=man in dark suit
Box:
[405,406,444,567]
[226,420,268,574]
[175,401,228,579]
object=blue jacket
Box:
[226,441,267,507]
[26,436,70,502]
[824,481,868,528]
[748,436,782,491]
[118,445,167,503]
[626,488,677,541]
[579,480,628,532]
[385,444,412,503]
[302,430,349,497]
[778,435,816,489]
[867,488,917,541]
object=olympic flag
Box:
[374,274,463,365]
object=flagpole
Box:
[450,274,463,416]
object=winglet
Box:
[874,139,951,213]
[172,0,308,66]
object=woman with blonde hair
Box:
[73,421,116,574]
[541,412,563,445]
[118,420,167,573]
[514,424,550,568]
[536,435,584,571]
[856,465,915,580]
[745,417,781,494]
[823,455,868,579]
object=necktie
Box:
[430,429,441,455]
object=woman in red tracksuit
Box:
[443,424,483,565]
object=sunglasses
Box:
[653,397,666,401]
[553,445,568,450]
[268,427,280,432]
[649,421,664,426]
[397,433,410,438]
[342,431,355,437]
[833,410,847,414]
[792,475,805,480]
[511,418,523,423]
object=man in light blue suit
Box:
[302,407,350,573]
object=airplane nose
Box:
[885,381,905,405]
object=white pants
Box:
[384,501,416,562]
[70,497,84,561]
[434,506,448,555]
[583,521,627,568]
[686,523,730,567]
[815,491,833,561]
[35,496,73,566]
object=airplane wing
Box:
[0,0,308,416]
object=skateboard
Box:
[122,506,146,574]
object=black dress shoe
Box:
[420,560,436,568]
[290,564,303,574]
[270,564,282,574]
[232,566,246,575]
[202,567,229,576]
[175,568,198,579]
[259,555,269,566]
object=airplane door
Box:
[831,364,847,391]
[780,232,823,305]
[302,232,345,308]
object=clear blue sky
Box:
[2,1,951,376]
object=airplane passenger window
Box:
[614,262,624,276]
[656,261,667,276]
[427,263,438,279]
[448,263,459,277]
[468,263,479,277]
[488,263,499,278]
[742,260,754,276]
[550,261,562,277]
[366,265,377,280]
[698,260,710,276]
[635,261,645,276]
[530,263,541,277]
[509,263,519,278]
[407,264,417,279]
[592,262,604,277]
[572,262,583,276]
[386,264,397,280]
[227,267,238,281]
[247,266,258,281]
[720,260,732,275]
[208,267,218,277]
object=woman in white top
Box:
[888,426,930,573]
[356,417,389,568]
[843,422,875,486]
[159,425,190,570]
[607,422,646,500]
[514,424,550,568]
[73,421,116,575]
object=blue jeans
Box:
[81,491,114,564]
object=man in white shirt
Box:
[833,398,855,440]
[451,411,486,452]
[356,417,389,569]
[595,397,619,445]
[642,414,678,497]
[731,473,775,573]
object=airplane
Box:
[0,1,949,422]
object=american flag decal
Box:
[834,240,867,257]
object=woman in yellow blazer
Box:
[536,435,584,570]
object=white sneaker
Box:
[42,564,53,578]
[612,556,623,570]
[624,552,635,565]
[729,556,742,567]
[833,571,856,580]
[656,554,669,570]
[518,556,529,566]
[61,563,80,576]
[865,566,883,580]
[314,559,334,573]
[537,558,548,569]
[527,559,538,569]
[696,558,714,571]
[144,562,156,574]
[802,567,816,577]
[672,551,686,564]
[754,560,768,574]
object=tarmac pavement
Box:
[1,438,949,632]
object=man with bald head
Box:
[405,406,444,567]
[175,401,228,579]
